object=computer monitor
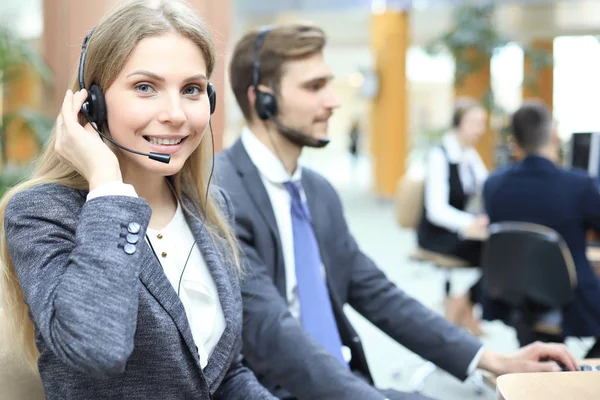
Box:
[566,132,600,177]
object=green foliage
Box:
[425,2,508,87]
[425,1,553,96]
[0,25,52,86]
[419,0,554,159]
[0,22,54,197]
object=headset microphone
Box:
[80,104,172,164]
[264,110,330,148]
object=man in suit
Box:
[215,24,579,400]
[484,101,600,356]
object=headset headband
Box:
[253,26,273,90]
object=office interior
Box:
[3,0,600,399]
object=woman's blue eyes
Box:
[134,84,203,96]
[183,86,202,95]
[135,84,154,93]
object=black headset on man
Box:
[78,28,217,165]
[252,26,330,149]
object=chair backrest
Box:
[395,175,424,229]
[481,222,577,309]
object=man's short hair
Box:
[511,100,553,153]
[229,23,326,122]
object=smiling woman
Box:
[0,1,274,399]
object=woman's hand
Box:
[463,214,489,241]
[55,89,122,190]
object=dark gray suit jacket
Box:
[215,139,483,400]
[4,183,274,400]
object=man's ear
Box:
[247,84,275,107]
[247,85,257,108]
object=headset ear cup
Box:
[88,84,107,129]
[207,82,216,115]
[255,91,277,120]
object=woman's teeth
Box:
[146,137,183,145]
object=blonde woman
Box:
[0,1,274,399]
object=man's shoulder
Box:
[301,167,339,198]
[486,161,594,192]
[301,167,329,186]
[485,164,514,184]
[214,146,234,169]
[562,166,595,183]
[214,146,241,183]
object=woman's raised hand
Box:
[55,89,122,190]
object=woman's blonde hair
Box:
[0,0,239,371]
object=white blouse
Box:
[424,132,488,233]
[146,202,225,369]
[87,186,225,370]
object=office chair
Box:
[481,221,577,346]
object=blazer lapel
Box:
[137,240,200,369]
[226,139,286,295]
[227,140,281,241]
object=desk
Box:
[496,359,600,400]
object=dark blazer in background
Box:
[215,139,482,400]
[4,183,273,400]
[483,155,600,337]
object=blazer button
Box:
[127,222,141,234]
[126,233,139,244]
[124,243,136,255]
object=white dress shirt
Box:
[425,132,488,233]
[241,128,352,363]
[87,185,225,369]
[240,127,304,320]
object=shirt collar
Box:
[240,127,302,184]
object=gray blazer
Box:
[215,139,483,400]
[4,183,274,400]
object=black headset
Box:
[253,26,277,120]
[78,28,216,154]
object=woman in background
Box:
[417,97,489,336]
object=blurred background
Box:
[2,1,600,398]
[2,0,600,198]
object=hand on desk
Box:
[463,215,489,241]
[478,342,579,376]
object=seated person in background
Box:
[216,23,580,400]
[417,98,489,335]
[484,100,600,357]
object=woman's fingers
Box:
[55,114,63,138]
[72,88,88,117]
[61,89,88,134]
